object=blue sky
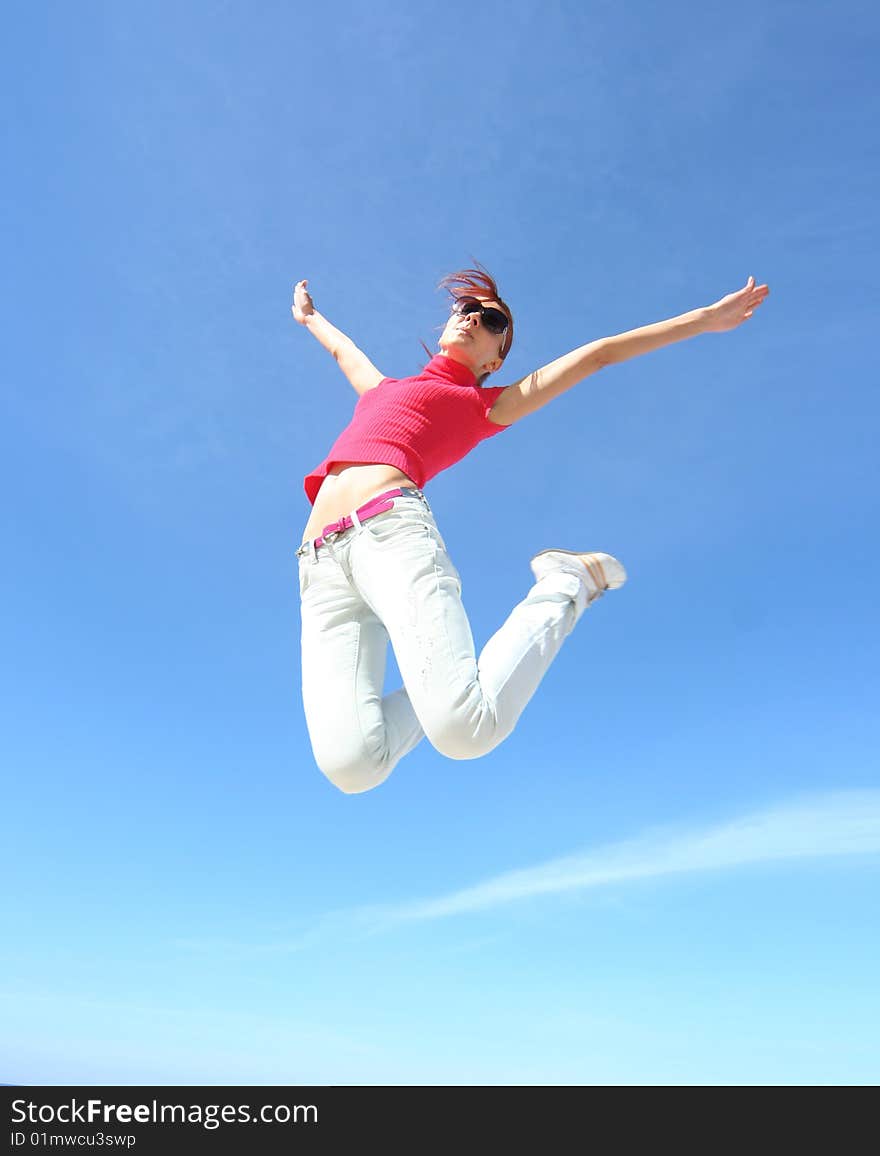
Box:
[3,0,878,1085]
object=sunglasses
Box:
[451,296,510,336]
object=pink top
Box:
[304,354,510,504]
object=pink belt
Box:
[298,487,419,555]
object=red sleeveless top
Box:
[304,354,510,504]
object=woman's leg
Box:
[350,494,604,761]
[298,540,424,793]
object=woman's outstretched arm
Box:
[488,276,770,426]
[292,280,385,397]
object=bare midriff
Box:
[301,462,418,544]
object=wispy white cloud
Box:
[365,790,880,927]
[173,790,880,956]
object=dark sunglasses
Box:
[451,296,510,336]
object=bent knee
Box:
[312,742,391,795]
[427,717,512,761]
[317,760,387,795]
[320,767,375,794]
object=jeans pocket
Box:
[362,506,432,547]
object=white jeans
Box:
[297,488,593,794]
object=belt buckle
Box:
[321,517,345,543]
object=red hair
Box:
[438,262,514,361]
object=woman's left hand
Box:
[705,276,770,333]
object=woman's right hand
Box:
[292,279,316,325]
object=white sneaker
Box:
[529,549,627,603]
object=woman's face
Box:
[439,297,508,378]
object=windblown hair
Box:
[438,263,514,362]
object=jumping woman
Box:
[292,267,769,794]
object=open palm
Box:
[707,276,770,332]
